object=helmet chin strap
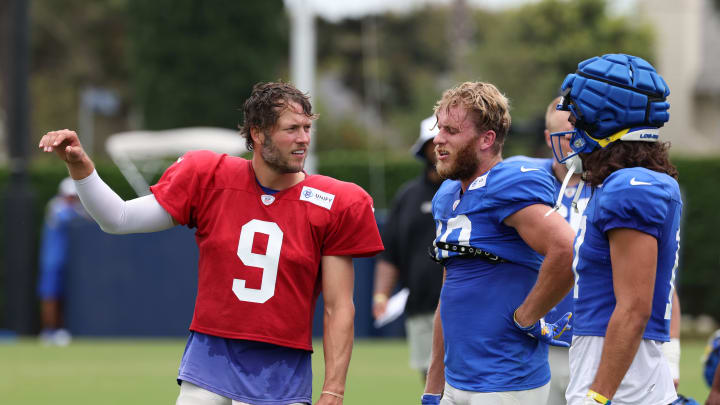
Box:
[565,154,586,213]
[545,155,584,217]
[571,179,586,213]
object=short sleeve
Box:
[487,168,556,224]
[150,151,212,227]
[597,179,669,238]
[322,191,384,258]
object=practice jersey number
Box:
[572,216,587,299]
[665,229,681,320]
[436,214,472,259]
[233,219,283,304]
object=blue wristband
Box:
[421,393,441,405]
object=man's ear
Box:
[478,130,497,151]
[544,129,552,149]
[250,127,264,147]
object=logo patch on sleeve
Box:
[300,186,335,210]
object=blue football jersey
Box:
[432,159,556,392]
[504,157,592,345]
[572,167,682,341]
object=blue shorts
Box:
[177,331,313,404]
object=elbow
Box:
[555,233,575,272]
[96,208,128,234]
[617,300,652,329]
[98,222,117,234]
[560,248,575,283]
[546,245,575,282]
[633,304,652,325]
[325,299,355,321]
[97,220,126,235]
[559,244,574,269]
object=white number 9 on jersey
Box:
[233,219,284,303]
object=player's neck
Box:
[552,162,581,186]
[459,153,501,192]
[252,156,306,191]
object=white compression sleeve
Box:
[73,170,176,234]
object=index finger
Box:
[39,131,59,150]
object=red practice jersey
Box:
[150,150,383,350]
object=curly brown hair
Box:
[239,82,318,151]
[434,81,511,154]
[581,141,679,187]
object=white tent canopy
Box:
[105,127,246,196]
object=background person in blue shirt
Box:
[421,81,576,405]
[549,54,680,405]
[37,177,89,346]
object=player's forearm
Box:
[74,170,175,234]
[424,302,445,394]
[66,155,95,180]
[590,305,649,399]
[709,366,720,405]
[321,299,355,395]
[711,362,720,395]
[514,245,574,326]
[708,390,720,405]
[373,260,399,298]
[705,364,720,405]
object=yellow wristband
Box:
[587,389,611,404]
[373,293,388,304]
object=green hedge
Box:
[673,159,720,318]
[0,154,718,328]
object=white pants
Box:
[440,382,550,405]
[547,346,570,405]
[176,381,307,405]
[406,313,435,371]
[566,336,677,405]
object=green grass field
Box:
[0,338,712,404]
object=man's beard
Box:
[436,139,479,181]
[261,134,304,174]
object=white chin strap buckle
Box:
[546,157,584,217]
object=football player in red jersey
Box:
[39,82,384,405]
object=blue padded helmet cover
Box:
[559,54,670,144]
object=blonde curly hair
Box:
[434,81,511,154]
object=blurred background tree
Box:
[312,0,653,156]
[468,0,653,154]
[8,0,655,159]
[2,0,720,346]
[12,0,288,158]
[29,0,130,155]
[127,0,288,130]
[315,6,452,153]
